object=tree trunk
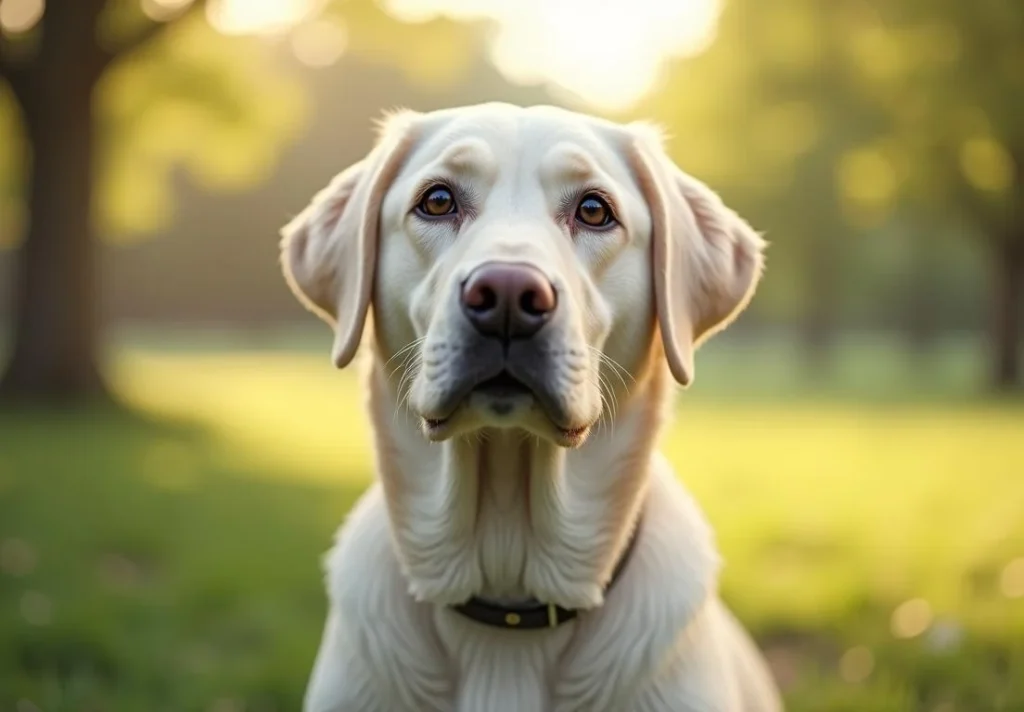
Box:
[990,239,1024,391]
[0,47,108,402]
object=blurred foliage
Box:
[0,0,482,245]
[0,84,25,248]
[638,0,1023,333]
[0,3,308,244]
[331,0,479,88]
[95,13,308,241]
[0,0,1020,345]
[851,0,1024,232]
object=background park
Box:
[1,0,1023,709]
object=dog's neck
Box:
[366,351,672,610]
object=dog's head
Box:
[281,104,764,448]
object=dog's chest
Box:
[430,611,575,711]
[322,465,727,712]
[473,450,532,597]
[403,607,709,712]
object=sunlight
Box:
[141,0,193,22]
[291,17,348,68]
[384,0,721,110]
[0,0,44,35]
[205,0,720,110]
[207,0,323,36]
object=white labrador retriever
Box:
[281,103,782,712]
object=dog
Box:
[280,103,782,711]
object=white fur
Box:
[282,104,782,712]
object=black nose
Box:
[460,262,557,340]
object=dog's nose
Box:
[461,262,557,340]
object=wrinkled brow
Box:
[541,142,601,184]
[434,138,497,179]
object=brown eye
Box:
[575,193,614,228]
[417,185,457,217]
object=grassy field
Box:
[1,336,1023,711]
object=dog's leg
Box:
[306,486,455,712]
[304,609,381,712]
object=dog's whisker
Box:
[387,338,427,385]
[596,369,619,419]
[384,336,426,371]
[388,353,421,388]
[393,358,423,424]
[595,379,617,440]
[589,346,634,392]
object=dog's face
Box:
[281,104,764,448]
[375,106,659,447]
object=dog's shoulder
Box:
[316,483,454,711]
[552,457,726,710]
[322,483,443,634]
[321,482,395,606]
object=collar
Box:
[449,516,643,630]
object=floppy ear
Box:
[627,125,766,387]
[280,111,419,368]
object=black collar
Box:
[449,517,643,630]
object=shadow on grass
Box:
[0,404,368,712]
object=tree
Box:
[1,0,117,400]
[639,0,885,371]
[854,0,1024,389]
[643,0,1024,389]
[0,0,305,403]
[0,0,492,405]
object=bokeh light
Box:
[838,645,874,683]
[0,537,36,577]
[959,136,1015,194]
[290,17,348,68]
[207,0,323,36]
[0,0,44,34]
[141,0,194,22]
[891,598,934,639]
[1002,558,1024,598]
[19,590,52,627]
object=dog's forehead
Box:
[401,104,631,181]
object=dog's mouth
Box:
[422,370,591,444]
[423,371,530,431]
[473,370,532,399]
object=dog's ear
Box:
[627,124,766,387]
[280,110,420,368]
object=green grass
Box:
[1,338,1023,711]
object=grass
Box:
[1,334,1023,711]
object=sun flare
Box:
[207,0,324,36]
[209,0,720,110]
[383,0,721,110]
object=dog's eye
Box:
[417,185,457,217]
[575,193,615,229]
